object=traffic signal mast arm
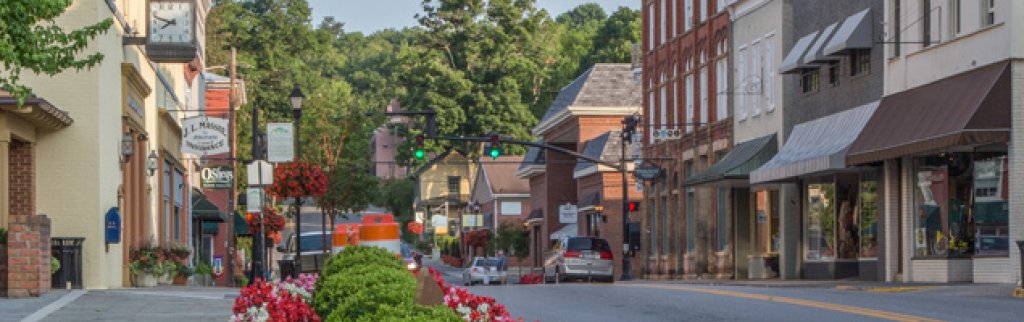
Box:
[425,135,625,170]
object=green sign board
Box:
[200,166,233,189]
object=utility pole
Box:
[620,115,638,281]
[250,69,264,282]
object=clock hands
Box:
[161,19,178,30]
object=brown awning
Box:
[846,61,1010,165]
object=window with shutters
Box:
[685,74,694,132]
[764,34,775,112]
[699,67,708,125]
[736,47,746,120]
[749,41,760,116]
[716,58,728,121]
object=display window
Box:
[912,150,1008,258]
[859,171,880,259]
[805,183,836,261]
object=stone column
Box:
[1010,60,1024,288]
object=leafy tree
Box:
[377,179,416,221]
[0,0,112,104]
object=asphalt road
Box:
[431,263,1024,322]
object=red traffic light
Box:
[415,134,425,144]
[628,201,640,212]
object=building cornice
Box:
[532,106,640,137]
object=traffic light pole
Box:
[620,130,633,281]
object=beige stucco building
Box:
[4,0,211,290]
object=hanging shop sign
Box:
[559,204,578,224]
[200,166,234,189]
[267,123,294,163]
[182,116,230,155]
[634,163,664,181]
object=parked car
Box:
[279,231,332,273]
[462,257,506,286]
[543,236,614,282]
[401,243,420,272]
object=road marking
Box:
[619,284,945,322]
[20,290,87,322]
[833,286,939,293]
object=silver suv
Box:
[279,231,332,273]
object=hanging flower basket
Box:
[267,162,328,199]
[247,207,286,234]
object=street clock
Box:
[146,0,198,62]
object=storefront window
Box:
[805,183,835,261]
[859,171,879,258]
[913,151,1007,257]
[973,155,1009,256]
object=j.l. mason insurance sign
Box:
[182,116,230,156]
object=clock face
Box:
[150,1,194,44]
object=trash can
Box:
[278,259,296,279]
[51,237,85,289]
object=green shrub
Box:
[0,228,7,245]
[351,304,461,322]
[319,246,404,278]
[313,263,415,319]
[51,257,61,273]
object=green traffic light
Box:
[414,149,425,159]
[488,148,500,159]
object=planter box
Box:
[158,274,173,285]
[135,274,158,287]
[173,275,189,285]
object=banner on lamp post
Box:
[267,123,294,163]
[182,116,230,156]
[246,188,263,214]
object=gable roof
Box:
[479,156,529,195]
[573,131,623,174]
[516,142,546,178]
[533,64,641,136]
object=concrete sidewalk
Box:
[0,286,238,322]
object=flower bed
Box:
[427,267,531,322]
[230,274,320,322]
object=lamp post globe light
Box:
[146,150,159,177]
[290,84,304,278]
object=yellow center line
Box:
[616,284,946,322]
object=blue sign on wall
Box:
[105,207,121,244]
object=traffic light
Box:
[414,134,425,159]
[627,201,640,212]
[486,133,502,159]
[622,114,639,140]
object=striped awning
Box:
[750,101,878,183]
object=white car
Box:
[462,257,507,286]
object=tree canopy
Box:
[0,0,112,104]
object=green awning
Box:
[234,211,251,235]
[685,134,777,187]
[202,222,220,234]
[192,188,227,223]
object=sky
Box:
[307,0,639,34]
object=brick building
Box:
[640,0,732,279]
[470,156,530,265]
[517,64,640,275]
[0,94,72,297]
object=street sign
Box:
[246,188,263,213]
[267,123,294,163]
[559,204,578,224]
[200,166,233,189]
[247,160,273,186]
[634,163,663,181]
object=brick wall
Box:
[4,140,51,298]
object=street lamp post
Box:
[290,84,305,278]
